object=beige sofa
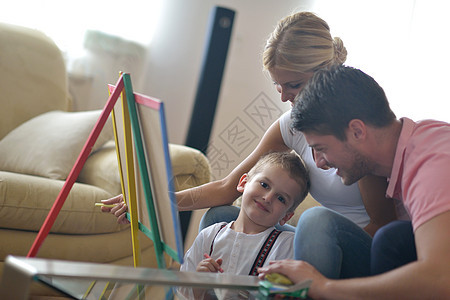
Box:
[0,21,211,285]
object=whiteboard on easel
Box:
[109,76,183,266]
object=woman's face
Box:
[269,68,313,106]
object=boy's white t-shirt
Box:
[181,222,294,274]
[279,111,370,227]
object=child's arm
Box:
[98,194,129,224]
[196,254,224,273]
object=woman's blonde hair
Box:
[263,12,347,73]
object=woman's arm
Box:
[358,175,397,236]
[176,119,290,211]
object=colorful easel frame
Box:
[109,75,184,268]
[28,73,184,271]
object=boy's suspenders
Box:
[248,229,282,276]
[209,223,282,276]
[209,223,227,256]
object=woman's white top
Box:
[279,111,370,227]
[180,222,294,274]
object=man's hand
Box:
[258,259,328,299]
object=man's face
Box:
[304,132,373,185]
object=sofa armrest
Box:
[78,141,211,195]
[169,144,211,191]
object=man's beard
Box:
[339,146,372,186]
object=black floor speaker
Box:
[181,6,235,242]
[185,6,235,153]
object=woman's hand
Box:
[100,194,130,224]
[258,259,328,299]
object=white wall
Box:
[141,0,313,180]
[143,0,450,181]
[310,0,450,125]
[21,0,446,180]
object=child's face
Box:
[237,165,304,228]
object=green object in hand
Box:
[265,272,293,285]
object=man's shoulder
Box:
[403,118,450,158]
[411,119,450,143]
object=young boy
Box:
[180,151,310,275]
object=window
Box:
[0,0,162,55]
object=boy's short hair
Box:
[248,152,310,211]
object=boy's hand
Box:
[196,254,224,273]
[100,194,130,224]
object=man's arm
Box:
[358,175,397,237]
[259,210,450,299]
[319,210,450,299]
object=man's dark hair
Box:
[290,65,396,140]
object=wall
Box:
[141,0,313,180]
[65,0,450,181]
[144,0,450,181]
[309,0,450,124]
[59,0,312,181]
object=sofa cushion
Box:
[78,142,212,196]
[78,141,122,196]
[0,228,155,266]
[0,110,113,180]
[0,171,128,234]
[0,22,69,140]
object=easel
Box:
[28,74,184,270]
